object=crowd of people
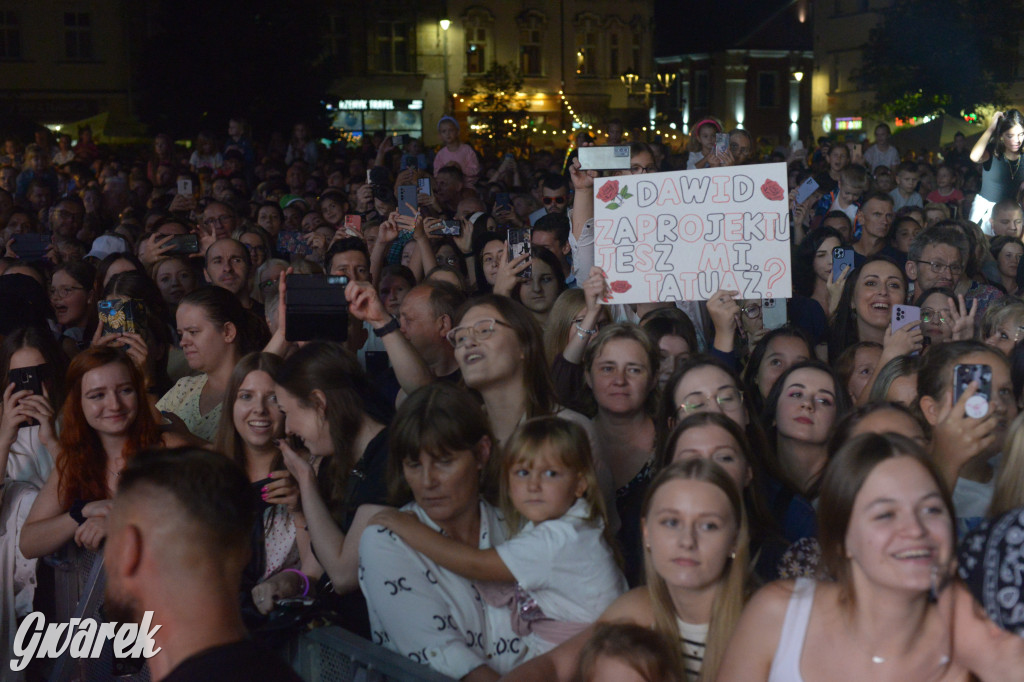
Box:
[1,110,1024,682]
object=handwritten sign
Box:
[593,163,792,304]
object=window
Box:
[575,17,599,76]
[758,72,778,107]
[466,26,487,75]
[0,10,20,60]
[326,15,348,69]
[375,21,413,73]
[693,70,710,108]
[631,31,642,73]
[609,33,619,75]
[64,12,93,61]
[519,21,543,76]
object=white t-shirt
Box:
[495,498,626,651]
[863,144,900,171]
[359,501,530,678]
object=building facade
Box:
[325,0,655,146]
[0,1,142,134]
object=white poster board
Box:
[593,162,792,304]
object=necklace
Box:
[1007,154,1022,177]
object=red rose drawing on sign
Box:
[596,180,632,209]
[761,179,785,201]
[596,180,619,203]
[609,280,632,293]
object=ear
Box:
[573,472,588,499]
[905,260,918,283]
[919,393,941,426]
[221,321,237,344]
[310,389,328,418]
[437,313,453,337]
[560,241,571,257]
[475,434,492,470]
[109,523,143,581]
[204,269,213,284]
[641,516,650,551]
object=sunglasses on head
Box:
[542,196,567,205]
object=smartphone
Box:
[397,185,418,217]
[403,154,419,171]
[762,298,788,330]
[98,299,145,337]
[9,365,44,427]
[891,304,921,333]
[507,228,532,280]
[11,233,50,262]
[165,234,199,255]
[365,350,390,377]
[439,219,461,236]
[577,145,632,171]
[495,192,511,211]
[791,140,804,152]
[953,363,993,418]
[417,177,432,196]
[366,169,372,184]
[793,176,819,204]
[177,178,193,196]
[851,143,863,158]
[715,133,730,156]
[285,274,349,342]
[832,247,855,282]
[393,134,410,147]
[344,214,362,232]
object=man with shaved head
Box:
[104,447,299,681]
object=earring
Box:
[729,551,736,560]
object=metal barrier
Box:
[290,627,456,682]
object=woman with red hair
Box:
[19,347,188,558]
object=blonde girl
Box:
[372,416,626,653]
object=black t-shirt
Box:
[980,154,1024,203]
[162,640,301,682]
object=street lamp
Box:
[621,71,676,139]
[440,19,451,113]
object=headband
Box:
[692,118,722,133]
[438,115,460,132]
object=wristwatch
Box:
[373,317,400,338]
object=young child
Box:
[812,164,867,229]
[686,119,721,170]
[872,165,895,193]
[189,131,223,173]
[372,416,626,653]
[991,198,1024,239]
[432,115,480,188]
[890,161,923,211]
[575,623,683,682]
[926,163,964,209]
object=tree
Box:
[135,0,333,138]
[857,0,1024,119]
[458,63,532,154]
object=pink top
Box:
[434,144,481,187]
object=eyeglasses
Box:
[914,259,963,276]
[259,279,278,289]
[920,307,950,325]
[739,303,762,319]
[446,318,512,348]
[48,285,86,299]
[630,164,658,174]
[677,387,744,416]
[542,196,567,206]
[203,215,234,228]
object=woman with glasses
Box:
[579,324,659,585]
[988,235,1023,295]
[761,360,851,498]
[234,226,273,269]
[658,356,816,545]
[49,262,97,360]
[915,287,977,347]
